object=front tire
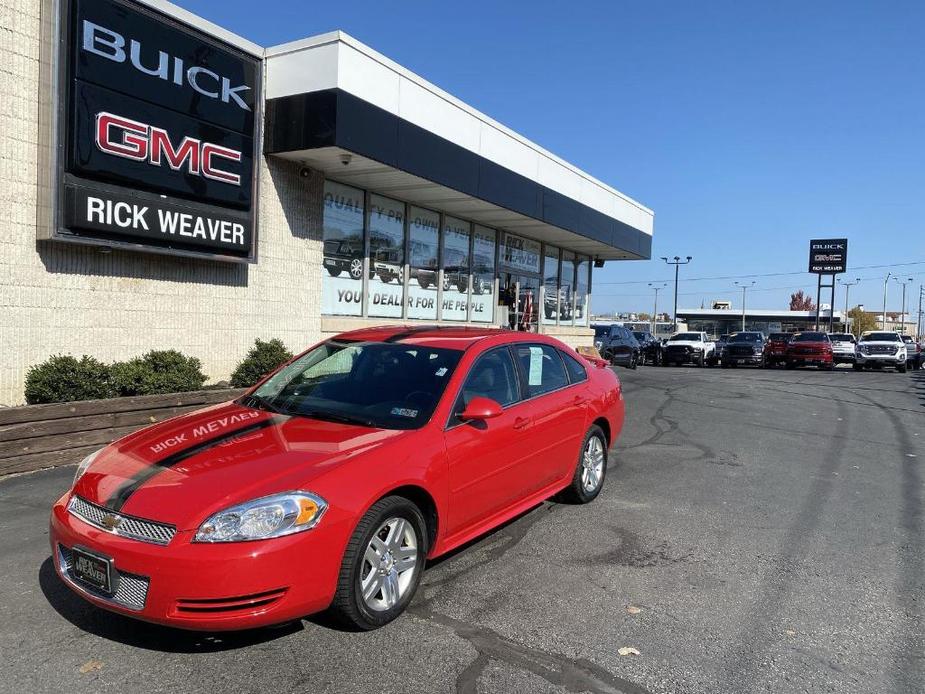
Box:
[325,266,342,277]
[330,496,427,630]
[561,426,607,504]
[898,363,908,373]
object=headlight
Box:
[73,448,103,488]
[194,492,327,543]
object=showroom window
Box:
[542,245,560,326]
[442,216,471,321]
[367,194,406,318]
[408,206,440,320]
[575,256,589,326]
[470,226,496,323]
[321,181,365,317]
[560,251,577,325]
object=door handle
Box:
[512,417,531,430]
[572,395,587,405]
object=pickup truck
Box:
[663,331,716,367]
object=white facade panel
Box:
[397,77,481,154]
[338,43,401,115]
[266,41,339,100]
[477,124,540,182]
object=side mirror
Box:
[459,397,503,422]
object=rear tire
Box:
[560,426,607,504]
[330,496,427,631]
[853,363,863,371]
[898,363,908,373]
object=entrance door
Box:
[500,274,539,332]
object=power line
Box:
[593,259,925,286]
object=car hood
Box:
[859,341,903,348]
[73,401,406,530]
[788,341,830,348]
[666,340,704,347]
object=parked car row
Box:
[592,323,922,373]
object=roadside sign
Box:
[808,239,848,274]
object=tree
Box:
[637,312,651,321]
[847,306,877,337]
[789,290,816,311]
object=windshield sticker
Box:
[528,346,544,386]
[391,407,419,418]
[435,367,448,377]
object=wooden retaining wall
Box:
[0,389,245,476]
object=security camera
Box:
[299,167,311,178]
[339,153,352,167]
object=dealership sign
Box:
[41,0,261,261]
[808,238,847,274]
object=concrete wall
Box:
[0,0,326,405]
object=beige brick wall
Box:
[0,0,325,406]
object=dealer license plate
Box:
[324,258,335,266]
[72,547,112,594]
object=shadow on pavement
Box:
[38,557,303,652]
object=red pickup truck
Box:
[763,332,792,367]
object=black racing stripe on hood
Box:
[104,415,288,512]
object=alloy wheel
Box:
[359,517,418,612]
[349,258,363,279]
[581,435,605,493]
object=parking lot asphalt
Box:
[1,365,922,694]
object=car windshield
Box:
[830,333,854,342]
[593,326,611,338]
[768,333,790,341]
[670,333,701,341]
[242,340,463,430]
[632,332,648,341]
[860,332,901,342]
[729,333,762,343]
[793,332,828,342]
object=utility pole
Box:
[661,256,692,333]
[894,277,913,334]
[881,272,892,331]
[734,280,755,331]
[839,277,860,335]
[915,284,925,340]
[648,282,667,336]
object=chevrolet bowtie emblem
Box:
[100,513,122,531]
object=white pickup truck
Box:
[663,331,716,367]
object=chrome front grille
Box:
[68,496,176,546]
[57,545,149,611]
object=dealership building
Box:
[0,0,654,405]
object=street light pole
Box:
[648,282,667,336]
[894,277,913,334]
[918,285,924,340]
[839,277,860,336]
[734,281,755,331]
[881,272,892,330]
[661,256,692,333]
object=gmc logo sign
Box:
[95,111,242,186]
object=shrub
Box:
[230,338,293,388]
[111,350,207,396]
[24,355,114,404]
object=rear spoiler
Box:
[575,345,610,368]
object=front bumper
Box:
[855,352,905,366]
[832,349,855,363]
[787,352,833,366]
[723,352,763,365]
[49,493,343,631]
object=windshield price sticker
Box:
[528,346,544,386]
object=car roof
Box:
[332,325,551,351]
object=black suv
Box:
[593,324,641,369]
[721,331,766,367]
[632,331,662,365]
[323,239,367,280]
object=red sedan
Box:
[50,327,624,631]
[785,331,835,370]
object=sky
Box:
[177,0,925,316]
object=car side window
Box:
[457,348,521,412]
[513,344,570,398]
[560,350,588,383]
